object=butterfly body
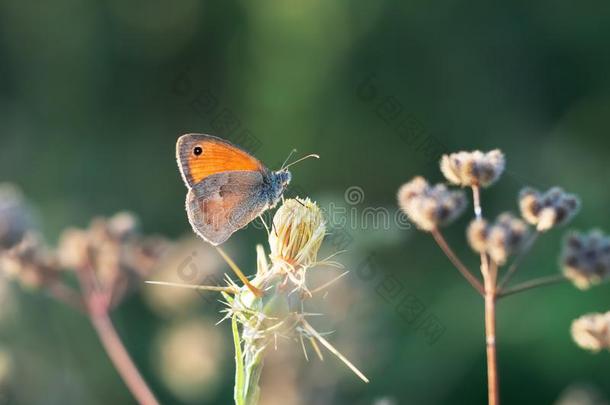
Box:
[176,134,291,245]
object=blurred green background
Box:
[1,1,610,404]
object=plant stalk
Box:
[471,185,499,405]
[75,261,159,405]
[90,309,160,405]
[484,287,499,405]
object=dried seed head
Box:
[269,198,326,271]
[571,312,610,352]
[0,184,34,250]
[440,150,505,188]
[58,212,168,303]
[519,187,580,232]
[467,213,529,265]
[397,177,467,232]
[561,230,610,289]
[0,233,59,288]
[467,219,489,253]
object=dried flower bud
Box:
[467,213,529,265]
[397,177,467,232]
[440,150,505,188]
[58,212,168,303]
[571,312,610,352]
[0,233,59,288]
[561,230,610,289]
[467,219,489,253]
[0,184,34,250]
[107,212,139,240]
[519,187,580,232]
[269,198,325,271]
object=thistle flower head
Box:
[561,230,610,289]
[519,187,580,232]
[440,149,505,188]
[268,198,325,272]
[467,213,529,265]
[571,311,610,352]
[397,177,467,232]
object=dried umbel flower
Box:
[0,184,34,250]
[467,213,529,265]
[268,198,325,272]
[519,187,580,232]
[397,177,467,231]
[467,219,489,253]
[58,212,168,303]
[440,149,505,188]
[0,233,59,288]
[561,230,610,290]
[571,312,610,352]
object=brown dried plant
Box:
[0,184,167,405]
[397,150,603,405]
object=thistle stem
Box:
[498,274,567,299]
[431,229,484,295]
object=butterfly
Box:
[176,133,316,246]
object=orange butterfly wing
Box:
[176,134,265,187]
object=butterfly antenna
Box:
[283,154,320,170]
[280,149,298,170]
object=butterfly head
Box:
[268,169,291,204]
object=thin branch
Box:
[301,319,369,383]
[74,261,159,405]
[498,274,567,299]
[472,185,483,220]
[215,246,264,297]
[48,282,86,312]
[430,229,485,295]
[498,232,539,290]
[309,271,349,295]
[145,280,237,294]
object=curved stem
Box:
[498,274,567,299]
[90,311,160,405]
[431,229,484,295]
[74,259,159,405]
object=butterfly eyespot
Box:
[193,146,203,156]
